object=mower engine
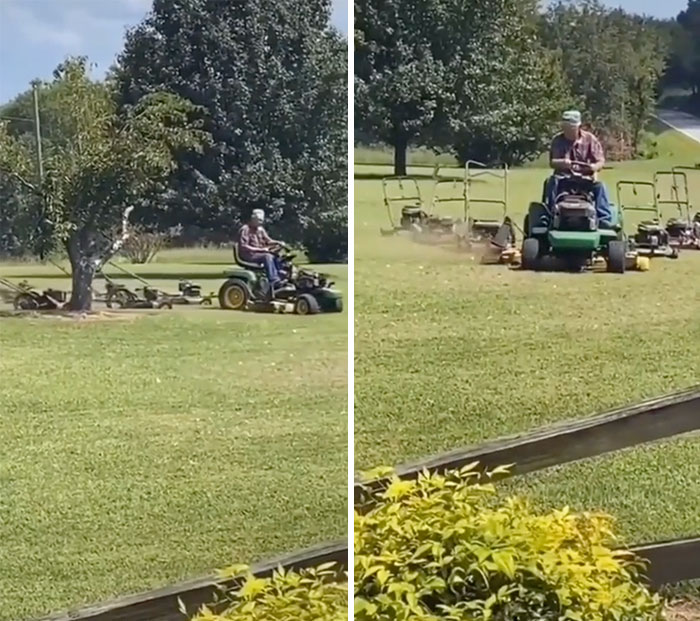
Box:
[178,280,202,298]
[425,215,456,234]
[554,196,597,231]
[634,221,671,250]
[400,206,427,230]
[296,269,332,292]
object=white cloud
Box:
[4,4,83,49]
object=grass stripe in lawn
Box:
[0,259,347,621]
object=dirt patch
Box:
[667,600,700,621]
[0,309,154,322]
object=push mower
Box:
[379,175,456,240]
[454,161,517,263]
[0,276,68,310]
[522,167,644,273]
[616,178,678,259]
[99,262,214,309]
[660,167,700,250]
[218,244,343,315]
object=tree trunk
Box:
[393,134,407,176]
[67,234,95,311]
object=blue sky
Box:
[0,0,687,104]
[0,0,349,103]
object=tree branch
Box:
[93,205,134,270]
[0,167,39,194]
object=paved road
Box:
[656,109,700,145]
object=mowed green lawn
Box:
[354,126,700,544]
[0,249,347,621]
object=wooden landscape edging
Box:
[632,537,700,588]
[355,386,700,503]
[36,535,700,621]
[38,539,346,621]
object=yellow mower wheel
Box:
[636,257,651,272]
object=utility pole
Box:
[31,80,44,184]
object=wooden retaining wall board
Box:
[633,537,700,588]
[356,386,700,502]
[39,539,347,621]
[37,536,700,621]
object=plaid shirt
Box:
[238,224,272,260]
[550,130,605,165]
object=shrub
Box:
[302,206,348,264]
[189,563,347,621]
[121,225,172,264]
[355,465,664,621]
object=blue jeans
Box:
[247,252,281,284]
[544,176,612,225]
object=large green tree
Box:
[544,1,668,157]
[0,58,205,310]
[114,0,348,262]
[354,0,568,172]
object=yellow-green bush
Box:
[189,563,347,621]
[355,465,664,621]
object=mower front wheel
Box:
[218,279,251,310]
[294,293,320,316]
[607,240,626,274]
[521,238,540,271]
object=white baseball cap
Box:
[252,209,265,222]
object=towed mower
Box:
[379,175,456,240]
[0,276,68,310]
[455,161,517,263]
[522,169,644,273]
[616,178,678,259]
[218,244,343,315]
[659,167,700,250]
[99,262,214,309]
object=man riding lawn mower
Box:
[522,110,648,273]
[219,209,342,314]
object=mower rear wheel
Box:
[607,240,626,274]
[13,293,38,310]
[294,293,320,316]
[218,280,251,310]
[521,238,540,271]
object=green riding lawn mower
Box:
[218,244,343,315]
[521,169,649,273]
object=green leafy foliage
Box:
[189,564,347,621]
[355,0,669,169]
[115,0,347,262]
[662,0,700,112]
[355,466,664,620]
[0,57,206,309]
[543,1,668,157]
[355,0,566,171]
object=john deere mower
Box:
[617,177,678,259]
[455,161,517,263]
[218,244,343,315]
[521,168,644,273]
